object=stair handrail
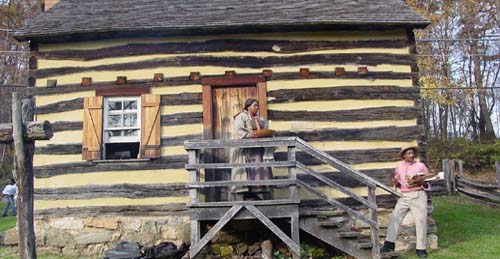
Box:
[295,137,402,197]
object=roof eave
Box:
[14,21,430,43]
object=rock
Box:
[143,220,157,233]
[46,228,75,248]
[161,226,178,240]
[261,240,272,259]
[84,243,108,256]
[49,218,84,230]
[3,228,18,245]
[427,234,439,249]
[122,231,156,246]
[248,242,260,255]
[74,231,112,245]
[85,218,120,230]
[235,243,248,255]
[124,218,142,231]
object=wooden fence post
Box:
[449,160,456,195]
[12,93,37,259]
[443,159,450,194]
[458,160,463,178]
[496,162,500,190]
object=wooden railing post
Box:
[368,186,380,259]
[288,145,298,200]
[188,149,200,250]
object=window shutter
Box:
[140,94,161,159]
[82,96,103,161]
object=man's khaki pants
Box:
[386,190,427,250]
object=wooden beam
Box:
[185,161,295,170]
[0,121,53,143]
[190,205,243,258]
[245,205,300,256]
[12,94,37,259]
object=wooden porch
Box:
[184,137,401,259]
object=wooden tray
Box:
[254,129,276,138]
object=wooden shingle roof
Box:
[15,0,428,42]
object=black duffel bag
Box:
[142,242,189,259]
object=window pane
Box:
[107,130,122,137]
[124,100,137,110]
[123,113,138,127]
[108,101,122,111]
[123,129,139,136]
[107,114,122,128]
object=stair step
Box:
[357,241,373,249]
[300,210,345,217]
[338,231,360,238]
[318,216,348,228]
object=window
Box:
[103,97,141,159]
[82,94,161,161]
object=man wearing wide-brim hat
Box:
[381,146,430,258]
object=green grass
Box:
[1,196,499,259]
[402,196,500,259]
[0,201,17,232]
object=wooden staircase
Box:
[298,211,400,259]
[184,137,402,259]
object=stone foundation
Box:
[2,215,190,257]
[1,208,438,257]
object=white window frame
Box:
[103,96,141,144]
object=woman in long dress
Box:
[231,98,273,200]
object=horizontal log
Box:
[276,126,424,142]
[274,148,400,165]
[267,86,419,103]
[51,121,83,132]
[29,71,413,96]
[0,121,53,143]
[286,168,393,188]
[299,195,399,212]
[161,93,202,106]
[34,183,188,200]
[34,156,187,178]
[161,134,202,147]
[161,113,203,126]
[35,143,81,155]
[35,39,410,61]
[457,186,500,204]
[456,177,498,190]
[34,53,415,78]
[269,106,420,122]
[36,98,83,115]
[35,203,189,218]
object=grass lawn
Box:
[0,196,499,259]
[0,201,16,232]
[401,196,500,259]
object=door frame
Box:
[201,75,268,139]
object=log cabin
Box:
[11,0,436,258]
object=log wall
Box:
[30,29,423,215]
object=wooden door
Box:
[211,86,257,200]
[202,76,268,201]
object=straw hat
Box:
[399,146,419,159]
